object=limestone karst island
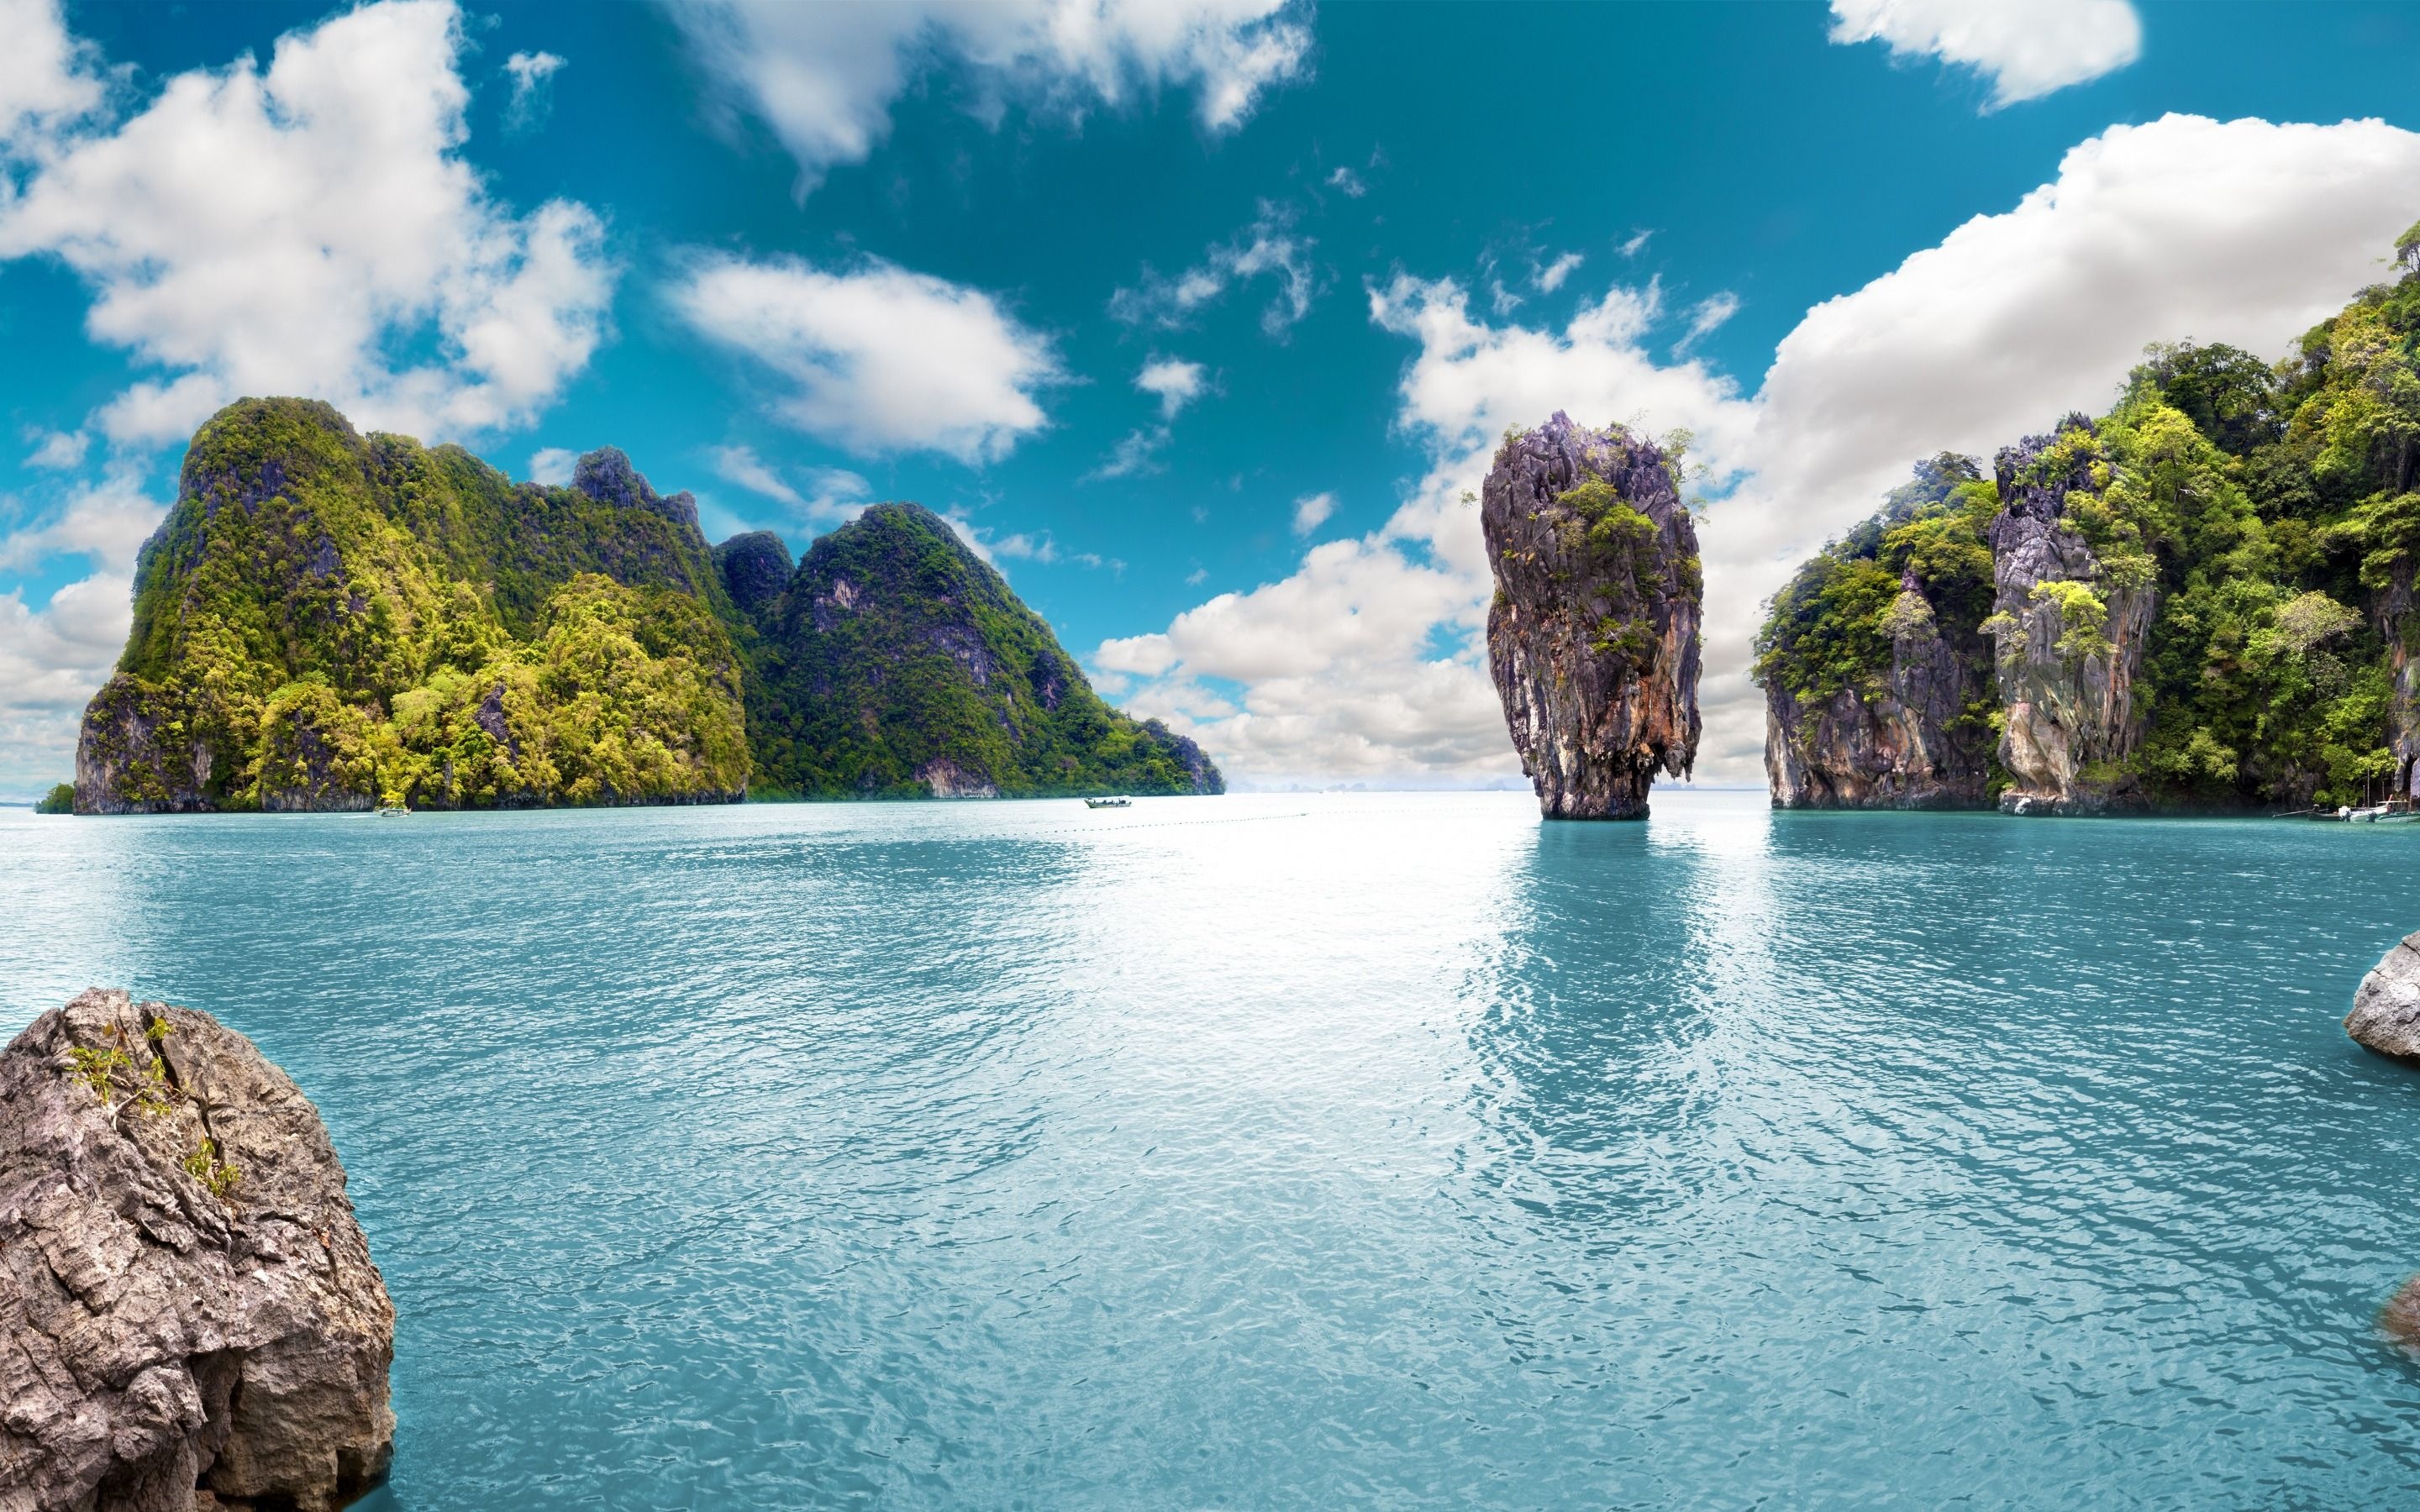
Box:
[12,3,2420,1508]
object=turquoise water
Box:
[7,790,2420,1506]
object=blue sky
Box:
[3,0,2418,798]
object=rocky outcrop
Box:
[1986,418,2154,815]
[572,447,699,530]
[0,990,393,1511]
[2348,932,2420,1062]
[1482,412,1702,819]
[1766,570,1991,808]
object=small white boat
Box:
[375,806,410,816]
[1084,795,1130,810]
[2349,805,2391,822]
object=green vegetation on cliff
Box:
[34,784,74,814]
[84,399,751,811]
[1754,454,1999,706]
[76,398,1219,811]
[729,503,1222,799]
[1754,224,2420,811]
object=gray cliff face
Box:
[1482,412,1702,819]
[2376,564,2420,801]
[1766,570,1991,809]
[1986,420,2154,815]
[0,990,393,1512]
[2349,932,2420,1062]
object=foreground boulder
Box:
[1482,412,1702,818]
[2349,932,2420,1062]
[0,990,393,1511]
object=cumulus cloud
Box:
[1326,165,1365,197]
[671,252,1063,463]
[0,571,134,791]
[0,0,614,449]
[503,49,565,127]
[708,443,803,509]
[1104,113,2420,790]
[1533,251,1583,293]
[24,429,88,470]
[674,0,1310,196]
[1674,291,1739,355]
[0,0,103,147]
[0,470,166,573]
[1089,427,1171,481]
[1110,201,1320,337]
[1137,355,1207,417]
[1290,490,1334,536]
[702,446,871,525]
[527,447,576,486]
[1828,0,2141,108]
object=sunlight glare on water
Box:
[6,790,2420,1506]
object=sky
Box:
[3,0,2418,800]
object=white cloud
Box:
[1089,426,1171,480]
[671,252,1062,463]
[0,470,165,572]
[1533,251,1583,293]
[1290,490,1334,536]
[1674,291,1739,355]
[1110,200,1320,337]
[1105,113,2420,790]
[1326,165,1365,197]
[673,0,1310,196]
[24,429,88,470]
[1618,230,1651,259]
[0,570,133,790]
[708,443,803,508]
[800,467,872,522]
[0,0,615,449]
[528,446,576,486]
[1828,0,2141,108]
[704,447,872,526]
[1137,355,1207,417]
[503,50,565,126]
[0,0,103,149]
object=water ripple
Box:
[4,791,2419,1506]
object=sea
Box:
[5,789,2420,1507]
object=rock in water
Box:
[1482,412,1702,818]
[2348,932,2420,1062]
[0,990,393,1511]
[2381,1273,2420,1351]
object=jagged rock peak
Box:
[1481,412,1702,819]
[0,989,394,1512]
[572,447,699,529]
